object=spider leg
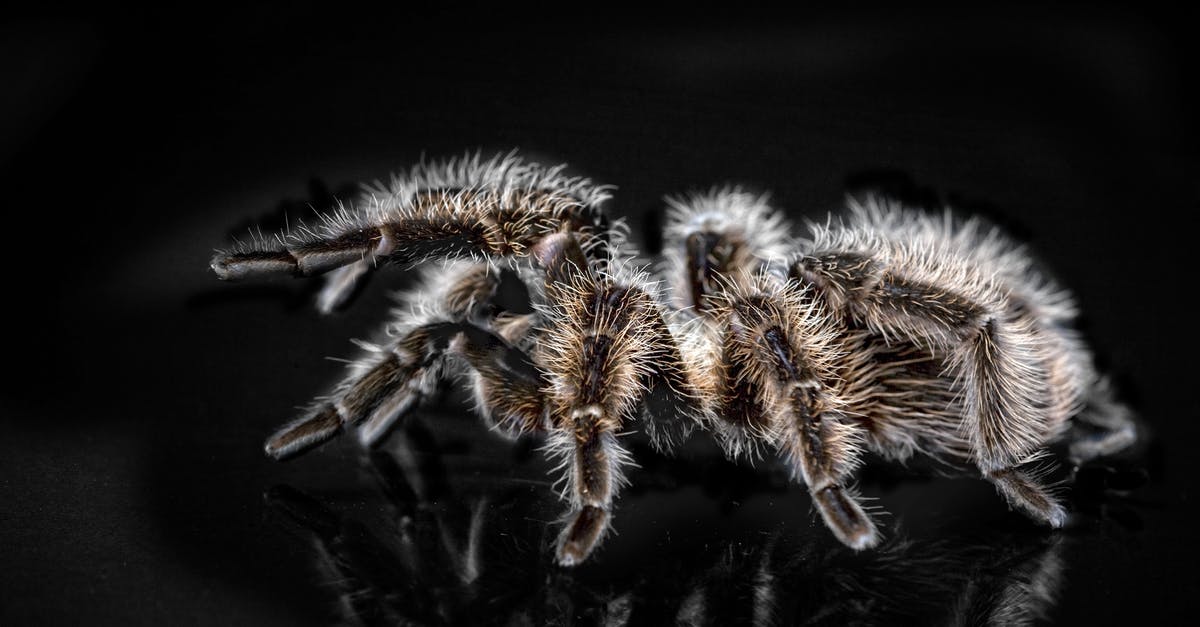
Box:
[713,282,879,549]
[679,226,753,314]
[212,188,594,280]
[266,318,550,459]
[448,323,548,438]
[638,311,702,453]
[794,254,1069,526]
[264,320,452,458]
[532,233,619,566]
[264,261,543,458]
[1067,377,1138,464]
[550,413,627,566]
[772,353,878,549]
[529,232,672,566]
[316,259,374,314]
[660,187,794,315]
[216,152,614,312]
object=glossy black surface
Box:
[2,7,1195,625]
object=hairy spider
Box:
[211,152,697,566]
[661,187,1138,549]
[211,151,1138,566]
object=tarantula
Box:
[210,150,1137,564]
[660,187,1138,549]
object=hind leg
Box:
[790,255,1070,528]
[1067,377,1138,465]
[985,464,1066,528]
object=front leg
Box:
[532,232,621,565]
[549,411,627,566]
[214,153,614,313]
[530,231,673,566]
[212,189,555,279]
[264,318,536,459]
[263,261,528,458]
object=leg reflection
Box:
[266,434,1144,626]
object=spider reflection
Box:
[263,421,1146,627]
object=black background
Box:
[2,5,1196,625]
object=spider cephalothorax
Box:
[211,152,696,566]
[662,188,1137,549]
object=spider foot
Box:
[813,486,880,550]
[265,406,344,460]
[988,467,1067,528]
[555,505,610,567]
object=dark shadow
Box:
[638,200,668,256]
[185,283,324,312]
